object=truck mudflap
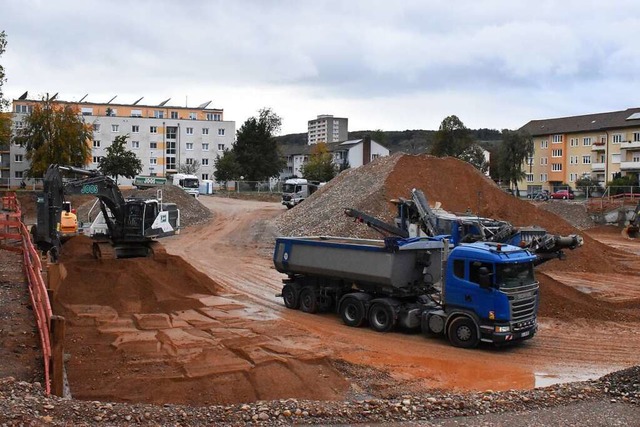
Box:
[479,321,537,344]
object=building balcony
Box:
[591,163,605,171]
[620,161,640,171]
[620,141,640,150]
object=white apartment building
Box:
[307,114,348,144]
[6,94,235,187]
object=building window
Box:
[201,173,209,180]
[106,108,117,117]
[202,158,209,166]
[569,138,578,147]
[15,154,23,162]
[552,149,563,157]
[111,124,119,132]
[131,141,140,149]
[202,143,209,151]
[611,153,621,164]
[582,155,591,164]
[81,107,93,116]
[150,158,157,165]
[218,128,225,136]
[206,113,221,121]
[150,126,158,134]
[189,112,197,120]
[526,156,534,166]
[186,143,194,150]
[166,126,176,139]
[15,171,23,178]
[15,104,31,114]
[569,173,577,182]
[540,157,548,165]
[552,135,563,143]
[202,128,209,135]
[217,143,225,151]
[93,140,100,148]
[92,123,100,132]
[92,156,102,164]
[185,158,194,165]
[132,125,139,133]
[154,110,164,119]
[634,132,640,142]
[170,111,178,119]
[612,134,623,143]
[583,137,592,146]
[569,155,578,165]
[186,127,194,135]
[552,163,562,171]
[166,157,176,170]
[150,142,157,149]
[130,109,142,118]
[526,174,534,182]
[540,140,548,149]
[540,173,548,182]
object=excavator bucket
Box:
[622,225,639,239]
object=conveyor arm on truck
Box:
[344,208,409,238]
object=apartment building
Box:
[307,114,348,144]
[281,137,389,178]
[518,108,640,193]
[7,94,235,187]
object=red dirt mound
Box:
[384,155,625,275]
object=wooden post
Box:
[50,315,66,397]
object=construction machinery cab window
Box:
[180,178,199,189]
[283,184,299,193]
[469,261,494,287]
[453,259,465,279]
[496,263,535,290]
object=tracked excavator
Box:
[33,165,179,260]
[622,201,640,239]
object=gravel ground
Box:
[535,200,596,230]
[0,366,638,425]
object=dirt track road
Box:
[162,197,640,395]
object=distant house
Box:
[280,136,390,178]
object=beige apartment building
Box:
[518,108,640,193]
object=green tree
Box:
[301,142,337,182]
[178,160,201,175]
[607,173,639,195]
[0,31,11,149]
[575,175,603,197]
[213,148,241,188]
[458,144,489,174]
[98,134,142,184]
[13,96,93,177]
[234,108,285,182]
[497,129,534,195]
[430,115,473,158]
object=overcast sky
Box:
[2,0,640,135]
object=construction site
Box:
[1,153,640,425]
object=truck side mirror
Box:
[478,266,491,289]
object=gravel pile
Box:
[0,366,637,426]
[276,153,402,238]
[74,185,212,229]
[536,201,596,230]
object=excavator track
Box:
[92,241,117,260]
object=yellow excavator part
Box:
[60,211,78,237]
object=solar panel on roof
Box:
[626,112,640,120]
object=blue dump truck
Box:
[274,236,543,348]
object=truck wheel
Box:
[299,287,318,314]
[340,297,366,327]
[447,317,479,349]
[282,284,300,309]
[368,302,395,332]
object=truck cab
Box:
[171,174,200,198]
[282,178,320,209]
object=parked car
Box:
[527,190,550,201]
[550,190,575,200]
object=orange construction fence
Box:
[0,192,52,395]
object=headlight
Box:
[495,325,510,333]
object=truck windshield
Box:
[283,184,296,193]
[496,263,535,289]
[182,178,199,188]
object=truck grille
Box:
[502,282,538,328]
